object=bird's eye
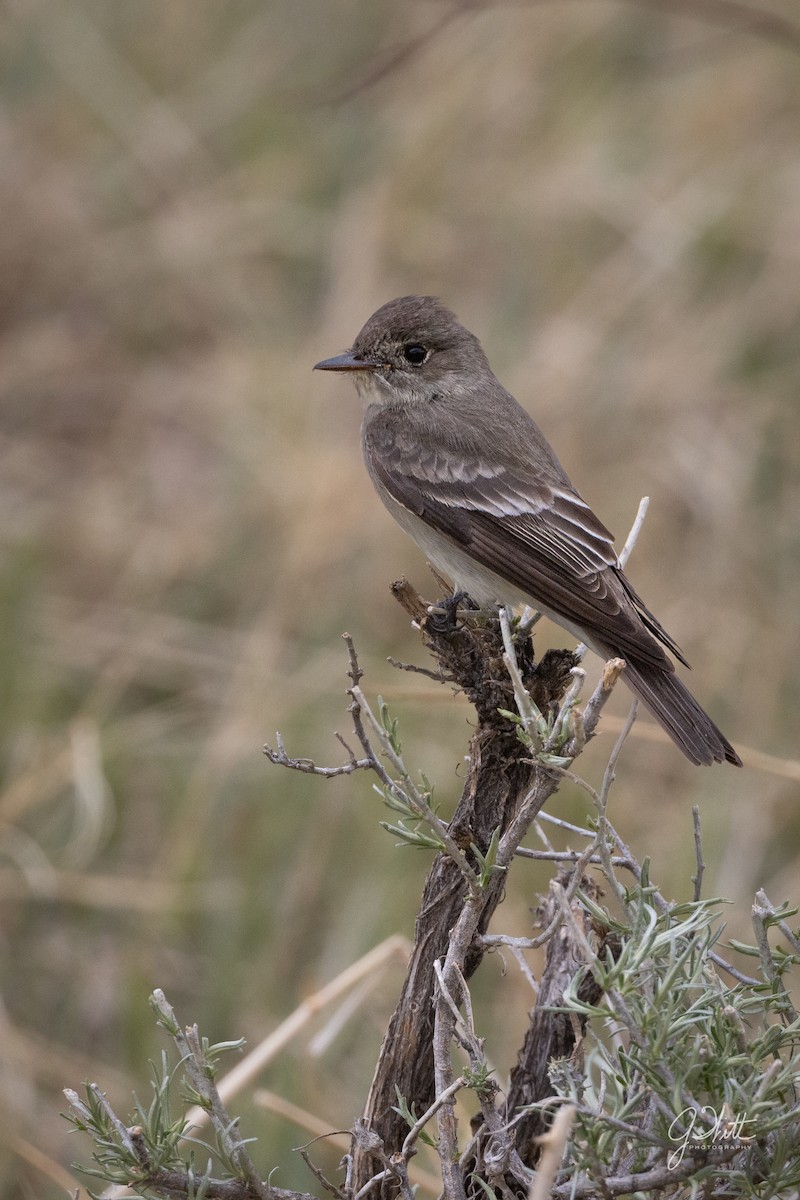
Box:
[402,343,428,366]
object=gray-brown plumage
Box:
[315,295,741,767]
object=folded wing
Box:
[365,421,688,671]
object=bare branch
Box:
[691,804,705,902]
[400,1074,470,1159]
[577,657,628,749]
[617,496,651,569]
[551,1144,743,1198]
[387,656,444,681]
[264,730,372,778]
[296,1147,347,1200]
[752,890,800,1021]
[499,605,549,747]
[594,699,640,908]
[514,848,631,867]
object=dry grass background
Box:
[1,1,799,1195]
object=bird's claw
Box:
[425,590,478,634]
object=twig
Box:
[296,1147,347,1200]
[340,634,481,890]
[432,938,472,1200]
[752,890,800,1021]
[586,812,670,914]
[387,656,444,681]
[495,770,582,879]
[65,1085,137,1158]
[431,963,533,1191]
[515,848,631,866]
[516,604,543,639]
[352,1168,392,1200]
[707,949,761,987]
[753,1057,784,1102]
[550,1143,743,1197]
[524,838,607,952]
[264,730,372,777]
[777,917,800,960]
[427,810,548,1199]
[151,991,271,1200]
[434,960,476,1047]
[570,496,649,666]
[617,496,650,569]
[348,677,480,889]
[594,699,640,908]
[499,605,548,747]
[548,667,588,752]
[576,657,627,750]
[537,813,596,838]
[508,943,540,994]
[691,804,705,902]
[400,1074,470,1159]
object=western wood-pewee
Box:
[314,295,741,767]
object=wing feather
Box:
[365,417,687,670]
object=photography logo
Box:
[668,1103,756,1169]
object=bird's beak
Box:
[313,350,385,372]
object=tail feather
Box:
[614,656,742,767]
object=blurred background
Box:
[1,0,799,1195]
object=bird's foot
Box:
[425,590,479,634]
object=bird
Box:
[314,295,741,767]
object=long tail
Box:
[614,657,742,766]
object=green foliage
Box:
[65,872,800,1199]
[378,697,402,756]
[377,769,447,851]
[471,826,504,890]
[379,812,447,851]
[65,1064,188,1194]
[497,705,573,766]
[545,887,800,1194]
[65,1034,252,1199]
[391,1088,438,1148]
[461,1064,495,1096]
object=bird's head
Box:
[314,295,489,407]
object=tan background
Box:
[1,2,799,1195]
